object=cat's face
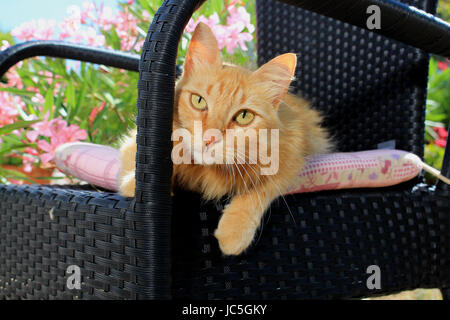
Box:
[174,23,296,167]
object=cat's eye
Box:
[234,109,255,126]
[191,94,207,111]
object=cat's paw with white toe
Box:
[214,209,258,256]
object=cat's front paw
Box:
[214,208,258,256]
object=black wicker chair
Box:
[0,0,449,300]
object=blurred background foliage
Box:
[424,0,450,181]
[0,0,255,183]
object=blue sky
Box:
[0,0,119,32]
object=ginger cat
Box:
[119,23,332,256]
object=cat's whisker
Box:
[234,152,269,230]
[235,155,265,215]
[246,160,297,226]
[225,154,236,196]
[235,158,267,246]
[233,162,250,196]
[227,164,235,200]
[266,176,296,226]
[233,155,273,244]
[234,150,266,187]
[223,165,230,202]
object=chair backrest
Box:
[256,0,437,158]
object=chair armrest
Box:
[0,40,184,82]
[437,124,450,191]
[277,0,450,58]
[134,0,205,299]
[0,41,140,78]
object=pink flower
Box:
[59,17,81,41]
[89,102,106,126]
[22,154,38,173]
[185,5,254,54]
[37,138,60,164]
[31,93,45,105]
[97,6,116,31]
[58,3,109,47]
[438,61,448,71]
[113,10,139,51]
[63,124,88,142]
[438,127,448,139]
[223,24,253,53]
[435,138,447,148]
[186,13,220,33]
[9,179,24,185]
[11,21,35,41]
[26,114,53,142]
[0,92,24,127]
[31,117,88,163]
[84,27,106,47]
[12,19,56,41]
[6,69,24,89]
[227,5,255,34]
[0,104,19,127]
[11,1,140,51]
[430,126,447,148]
[25,147,39,156]
[80,1,97,24]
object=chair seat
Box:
[172,179,450,299]
[1,179,448,299]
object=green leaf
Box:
[0,87,36,96]
[32,176,65,181]
[0,120,39,135]
[0,143,36,158]
[66,79,76,109]
[43,88,54,117]
[0,167,36,184]
[71,80,87,122]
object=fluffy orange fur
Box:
[119,23,333,255]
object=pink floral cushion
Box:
[55,143,422,194]
[286,150,421,194]
[55,143,120,191]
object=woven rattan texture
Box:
[276,0,449,58]
[133,0,204,298]
[0,185,139,299]
[171,180,449,299]
[256,0,432,158]
[1,181,448,300]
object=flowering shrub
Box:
[0,0,256,184]
[185,3,255,53]
[424,56,450,182]
[423,0,450,183]
[1,0,448,185]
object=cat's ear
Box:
[251,53,297,108]
[184,22,221,78]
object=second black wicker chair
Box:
[0,0,449,299]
